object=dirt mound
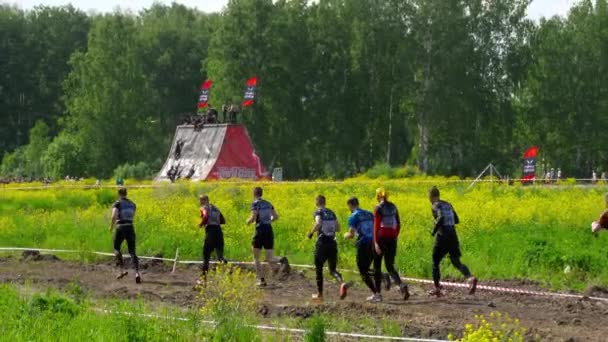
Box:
[584,285,608,298]
[20,250,60,262]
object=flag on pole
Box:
[242,76,257,107]
[521,146,539,183]
[197,80,213,109]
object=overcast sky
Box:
[7,0,578,19]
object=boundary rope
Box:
[1,246,607,303]
[91,308,449,341]
[2,178,607,191]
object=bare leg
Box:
[253,247,264,280]
[265,249,281,275]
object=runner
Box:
[592,193,608,236]
[198,195,227,282]
[246,187,289,287]
[109,188,141,284]
[344,197,381,302]
[307,195,350,301]
[373,188,409,301]
[428,186,477,296]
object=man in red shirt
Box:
[373,188,409,301]
[199,195,227,281]
[592,193,608,236]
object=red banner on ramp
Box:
[208,125,268,180]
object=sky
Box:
[7,0,578,19]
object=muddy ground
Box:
[1,255,607,341]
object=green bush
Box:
[0,147,27,177]
[449,312,530,342]
[200,265,261,341]
[42,133,88,179]
[304,314,326,342]
[113,162,156,180]
[365,163,421,179]
[28,292,81,318]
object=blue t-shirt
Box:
[347,208,374,246]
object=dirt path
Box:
[1,256,607,341]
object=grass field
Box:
[1,179,607,290]
[0,284,209,341]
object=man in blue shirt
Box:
[344,197,381,302]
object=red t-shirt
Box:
[599,210,608,228]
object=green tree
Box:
[42,133,87,179]
[0,5,89,156]
[63,13,158,177]
[24,120,51,177]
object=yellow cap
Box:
[376,187,388,200]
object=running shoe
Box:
[135,273,142,284]
[311,293,323,302]
[400,283,410,301]
[116,271,128,280]
[279,257,291,274]
[468,277,478,295]
[383,273,392,291]
[428,288,442,297]
[366,294,382,303]
[339,282,352,300]
[256,278,267,287]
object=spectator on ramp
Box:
[109,188,141,284]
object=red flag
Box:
[242,76,257,107]
[523,146,539,159]
[197,79,213,109]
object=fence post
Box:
[172,248,179,273]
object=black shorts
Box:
[252,224,274,250]
[203,226,224,261]
[433,229,461,260]
[113,224,136,254]
[314,238,338,265]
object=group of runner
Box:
[109,185,493,302]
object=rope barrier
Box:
[1,246,607,303]
[92,308,449,341]
[2,178,607,191]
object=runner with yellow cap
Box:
[372,187,409,301]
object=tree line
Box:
[1,0,607,180]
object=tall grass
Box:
[1,180,607,289]
[0,284,208,341]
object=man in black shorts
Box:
[246,187,289,286]
[199,195,227,282]
[307,195,350,301]
[109,188,141,284]
[428,186,477,296]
